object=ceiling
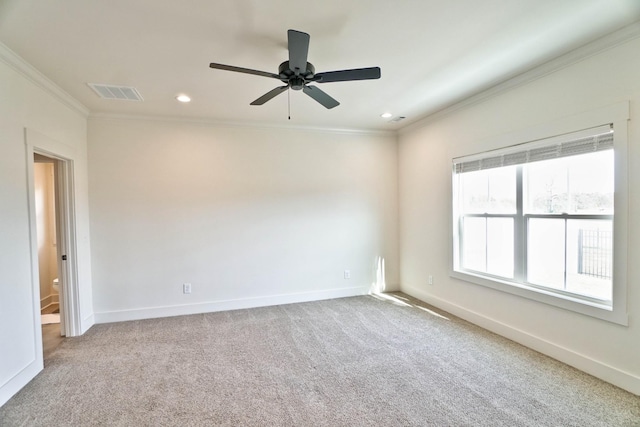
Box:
[1,0,639,131]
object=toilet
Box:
[53,277,59,293]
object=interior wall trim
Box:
[94,286,370,324]
[0,42,89,118]
[400,21,640,135]
[402,284,640,396]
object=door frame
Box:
[25,128,82,337]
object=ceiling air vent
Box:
[390,116,406,122]
[87,83,143,101]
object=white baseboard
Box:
[39,293,60,311]
[402,284,640,396]
[94,286,370,324]
[40,302,59,315]
[0,357,42,408]
[40,294,53,309]
[81,313,95,335]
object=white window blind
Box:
[454,125,613,174]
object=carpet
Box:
[2,293,639,426]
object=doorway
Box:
[26,131,82,343]
[33,154,65,356]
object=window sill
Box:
[450,269,628,326]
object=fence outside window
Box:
[578,229,613,280]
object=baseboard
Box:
[0,357,42,408]
[40,294,53,310]
[40,302,59,315]
[94,286,370,324]
[402,284,640,396]
[81,313,95,335]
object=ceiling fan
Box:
[209,29,381,110]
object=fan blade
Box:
[250,86,289,105]
[288,30,310,76]
[314,67,381,83]
[209,63,280,80]
[302,85,340,109]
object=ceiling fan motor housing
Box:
[279,61,315,90]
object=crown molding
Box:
[0,42,89,118]
[88,112,396,137]
[399,21,640,135]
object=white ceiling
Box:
[1,0,639,131]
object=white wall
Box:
[0,45,93,406]
[399,35,640,394]
[88,118,399,321]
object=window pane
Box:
[525,159,568,214]
[525,150,613,215]
[527,219,565,289]
[460,166,516,214]
[567,151,614,214]
[462,217,486,272]
[487,218,514,278]
[566,219,612,301]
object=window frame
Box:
[450,103,629,325]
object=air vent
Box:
[389,116,406,122]
[87,83,143,101]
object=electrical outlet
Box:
[344,270,351,279]
[428,275,433,285]
[183,283,192,294]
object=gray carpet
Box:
[2,293,639,426]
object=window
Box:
[452,120,627,324]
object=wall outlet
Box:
[183,283,192,294]
[428,275,433,285]
[344,270,351,279]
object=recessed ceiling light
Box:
[390,116,407,122]
[381,112,393,118]
[176,94,191,103]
